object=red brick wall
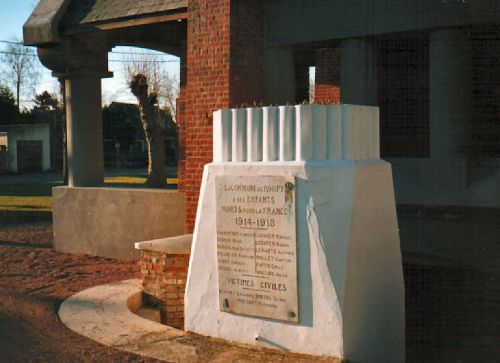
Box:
[314,48,341,104]
[139,250,189,329]
[182,0,231,232]
[182,0,265,232]
[230,0,265,106]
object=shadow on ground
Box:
[0,211,52,226]
[404,259,500,362]
[0,181,61,197]
[398,205,500,362]
[0,200,498,361]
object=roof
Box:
[62,0,187,26]
[0,124,50,132]
[24,0,187,45]
[23,0,71,45]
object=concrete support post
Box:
[265,47,296,105]
[340,38,378,106]
[429,28,472,158]
[65,70,104,187]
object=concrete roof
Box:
[24,0,187,45]
[62,0,187,26]
[23,0,71,45]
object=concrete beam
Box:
[265,0,499,46]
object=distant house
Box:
[0,124,51,173]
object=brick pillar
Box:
[183,0,265,232]
[184,0,231,232]
[139,250,189,329]
[314,48,341,104]
[229,0,265,106]
[176,41,187,192]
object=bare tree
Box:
[59,79,68,184]
[125,56,179,121]
[1,41,40,111]
[125,56,178,187]
[129,73,166,187]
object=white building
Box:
[0,124,51,173]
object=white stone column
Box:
[429,28,472,158]
[213,110,232,162]
[340,38,378,106]
[231,108,247,162]
[246,107,263,162]
[279,106,295,161]
[65,69,105,187]
[262,107,279,161]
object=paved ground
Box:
[0,223,151,362]
[399,205,500,362]
[0,222,498,362]
[0,223,338,363]
[59,279,342,363]
[398,205,500,276]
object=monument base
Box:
[185,160,405,362]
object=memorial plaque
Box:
[216,175,298,322]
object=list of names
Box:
[215,175,298,322]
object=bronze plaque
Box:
[216,175,298,322]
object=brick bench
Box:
[135,234,192,329]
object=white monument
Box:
[185,104,405,362]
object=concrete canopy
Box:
[24,0,187,47]
[23,0,188,75]
[23,0,71,45]
[22,0,188,190]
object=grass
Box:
[104,176,147,184]
[104,176,178,189]
[0,196,53,212]
[0,177,178,212]
[0,181,60,213]
[0,180,58,224]
[0,168,178,221]
[103,166,177,187]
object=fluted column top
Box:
[213,104,380,163]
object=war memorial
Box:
[184,104,405,361]
[23,1,499,362]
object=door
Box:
[17,140,42,173]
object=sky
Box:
[0,1,180,108]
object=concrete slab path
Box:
[58,279,341,363]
